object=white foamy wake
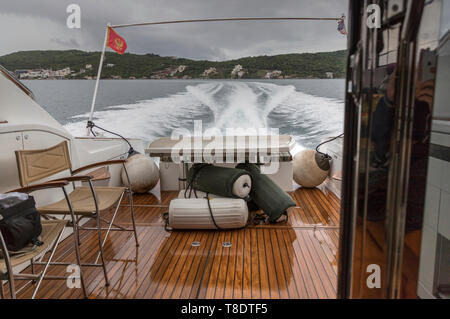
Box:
[269,89,344,149]
[64,81,344,149]
[186,82,296,129]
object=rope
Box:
[205,192,222,230]
[162,212,172,232]
[315,133,344,158]
[86,121,136,155]
[183,164,211,199]
[250,213,269,225]
[183,164,223,230]
[173,164,258,231]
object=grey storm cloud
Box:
[1,0,349,60]
[50,37,81,48]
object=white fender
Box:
[293,150,330,188]
[121,154,159,193]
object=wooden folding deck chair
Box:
[14,141,139,291]
[1,181,81,299]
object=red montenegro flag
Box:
[107,27,127,54]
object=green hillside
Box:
[0,49,347,79]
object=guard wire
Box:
[87,121,136,156]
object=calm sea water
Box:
[23,79,345,149]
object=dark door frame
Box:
[337,0,430,299]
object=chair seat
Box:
[1,220,67,275]
[38,186,126,216]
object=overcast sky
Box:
[1,0,350,60]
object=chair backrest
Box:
[15,141,72,187]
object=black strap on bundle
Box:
[183,164,211,199]
[204,192,222,230]
[250,213,269,225]
[186,165,222,230]
[162,212,172,232]
[174,164,253,231]
[162,193,222,231]
[165,164,223,231]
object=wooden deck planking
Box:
[256,229,271,299]
[290,188,339,226]
[5,187,340,299]
[91,226,167,299]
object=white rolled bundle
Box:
[168,198,249,230]
[231,174,252,198]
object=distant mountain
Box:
[0,49,347,79]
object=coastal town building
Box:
[149,65,187,79]
[202,67,217,78]
[231,65,246,79]
[264,70,282,79]
[55,67,72,77]
[170,65,187,76]
[14,67,72,79]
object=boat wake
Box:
[64,81,344,149]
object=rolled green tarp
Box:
[236,163,295,222]
[186,164,252,199]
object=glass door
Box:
[339,0,444,298]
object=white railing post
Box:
[87,23,110,136]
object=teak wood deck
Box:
[6,187,340,299]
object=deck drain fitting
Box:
[191,241,201,247]
[222,242,232,248]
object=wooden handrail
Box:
[71,160,126,175]
[8,181,69,193]
[50,175,93,183]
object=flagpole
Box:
[87,23,110,136]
